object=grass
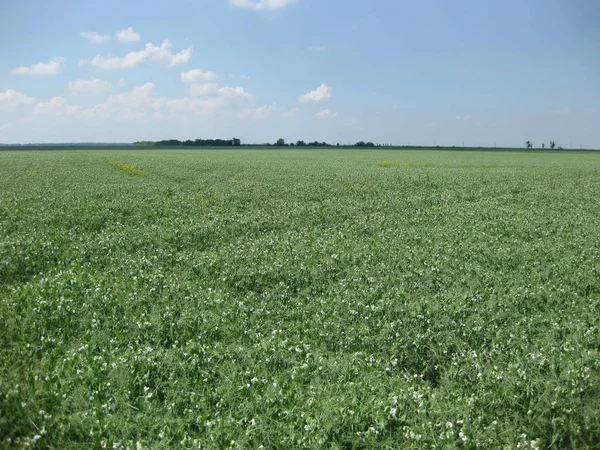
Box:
[0,149,599,449]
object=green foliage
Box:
[0,149,599,449]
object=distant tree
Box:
[296,140,306,147]
[542,143,545,149]
[232,138,241,146]
[157,139,183,146]
[526,141,533,149]
[275,138,286,146]
[355,141,366,147]
[336,143,340,147]
[289,142,295,147]
[550,141,556,149]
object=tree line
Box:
[142,138,242,147]
[135,138,387,147]
[133,138,566,149]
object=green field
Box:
[1,149,599,449]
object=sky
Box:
[0,0,599,147]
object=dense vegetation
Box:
[1,149,599,449]
[145,139,378,148]
[153,139,242,147]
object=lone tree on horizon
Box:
[550,141,557,149]
[526,141,533,149]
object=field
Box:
[1,148,599,449]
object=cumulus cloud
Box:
[12,57,64,75]
[79,79,255,123]
[69,78,112,94]
[34,97,80,115]
[181,69,217,83]
[116,27,141,42]
[84,40,192,70]
[314,109,338,119]
[80,31,110,44]
[229,0,298,10]
[217,86,252,99]
[299,84,332,102]
[116,111,145,121]
[105,82,157,107]
[282,108,299,118]
[163,97,230,116]
[237,104,277,120]
[455,115,473,121]
[187,83,219,97]
[0,89,35,107]
[80,82,159,120]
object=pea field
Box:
[1,148,599,449]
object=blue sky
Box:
[1,0,599,147]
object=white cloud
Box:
[69,78,112,94]
[163,97,230,116]
[455,115,473,121]
[308,45,328,52]
[240,75,251,80]
[80,31,110,44]
[282,108,299,118]
[299,84,332,102]
[116,27,141,42]
[12,57,64,75]
[187,83,219,97]
[116,111,145,121]
[118,77,126,87]
[217,86,252,99]
[34,97,80,115]
[106,82,157,107]
[0,89,35,107]
[181,69,217,83]
[237,104,277,120]
[81,83,155,115]
[79,79,255,123]
[314,109,338,119]
[229,0,298,10]
[79,82,161,121]
[85,40,192,70]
